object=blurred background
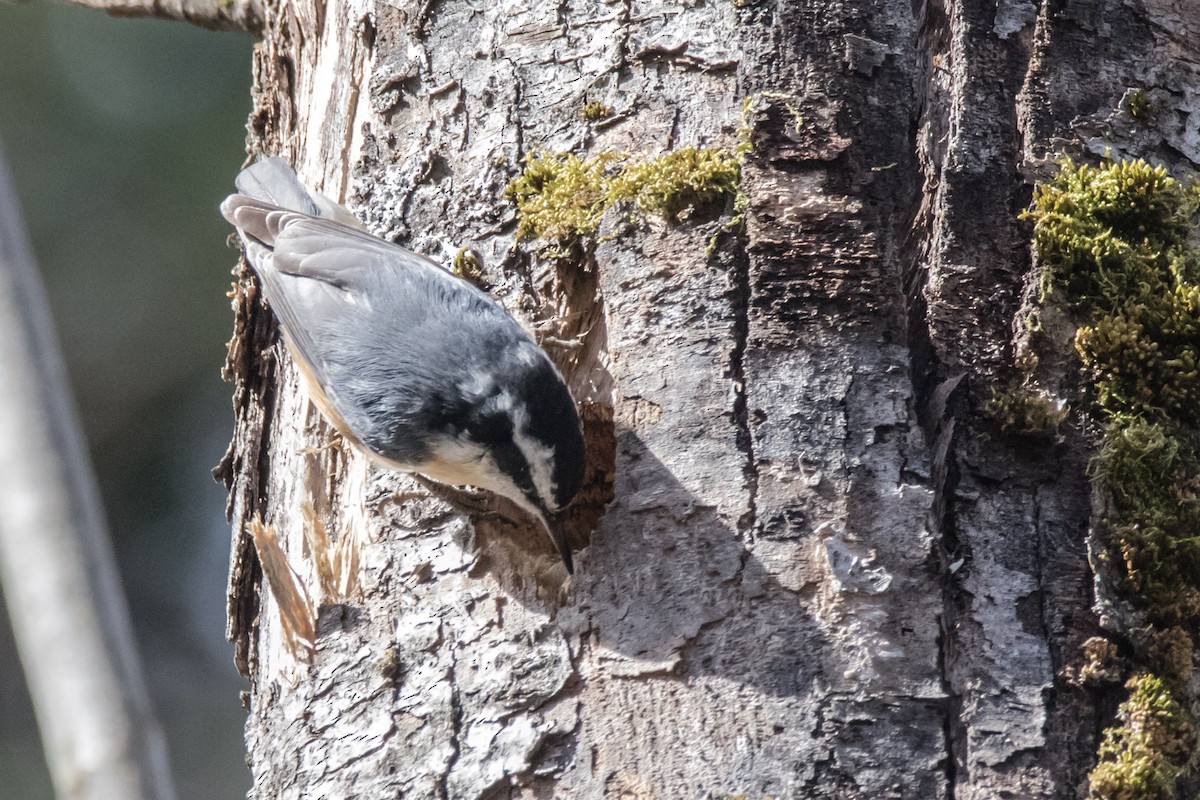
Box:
[0,3,253,797]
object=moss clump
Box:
[1126,89,1155,124]
[1028,159,1200,800]
[1146,627,1195,693]
[505,148,742,245]
[1029,160,1200,621]
[1074,300,1200,425]
[1029,160,1197,294]
[985,386,1069,438]
[578,101,614,121]
[1026,160,1200,423]
[1089,674,1196,800]
[607,147,742,222]
[504,153,621,242]
[451,246,486,285]
[1078,636,1124,687]
[1089,419,1200,627]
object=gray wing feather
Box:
[267,216,434,285]
[233,157,321,217]
[226,192,515,461]
[221,195,419,283]
[221,196,298,248]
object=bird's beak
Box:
[539,512,574,575]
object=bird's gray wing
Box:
[267,213,442,286]
[224,192,490,362]
[235,211,506,461]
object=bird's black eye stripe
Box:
[465,406,515,445]
[422,378,536,496]
[461,404,540,503]
[517,362,585,509]
[489,439,539,508]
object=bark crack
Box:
[439,663,464,800]
[927,378,967,800]
[910,0,964,794]
[512,76,525,163]
[337,31,366,204]
[937,618,963,800]
[726,227,758,538]
[613,0,632,73]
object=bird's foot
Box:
[410,475,503,518]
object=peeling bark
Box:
[204,0,1200,797]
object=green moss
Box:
[1126,89,1156,124]
[1089,674,1195,800]
[451,246,486,285]
[1027,159,1199,301]
[505,148,742,245]
[607,147,742,222]
[1025,160,1200,424]
[1028,159,1200,798]
[1146,627,1195,694]
[1078,636,1124,686]
[1089,419,1200,627]
[504,152,620,242]
[578,101,614,121]
[1074,302,1200,425]
[1029,161,1200,620]
[985,386,1069,438]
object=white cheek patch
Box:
[427,435,486,468]
[510,405,559,512]
[482,389,514,414]
[419,440,540,518]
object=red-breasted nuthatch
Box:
[221,158,585,572]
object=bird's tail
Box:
[233,157,321,217]
[231,156,364,229]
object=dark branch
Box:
[68,0,263,33]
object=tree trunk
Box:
[212,0,1200,797]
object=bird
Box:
[221,157,586,573]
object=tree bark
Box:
[208,0,1200,797]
